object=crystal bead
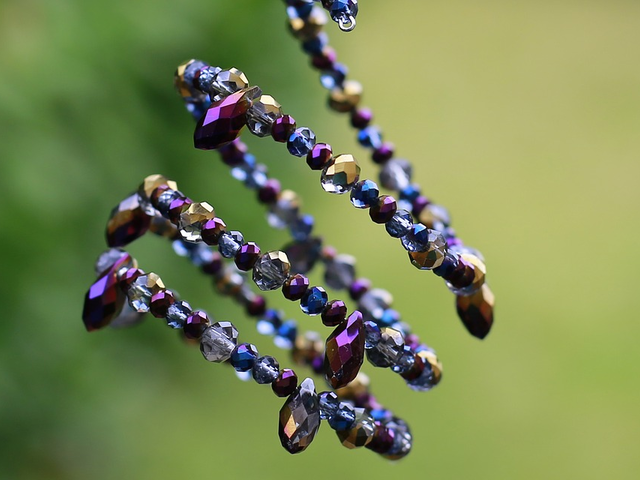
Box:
[306,142,333,170]
[382,419,413,460]
[282,274,309,301]
[357,126,382,149]
[324,254,356,290]
[168,197,192,225]
[366,423,396,454]
[267,190,300,229]
[300,286,328,316]
[200,321,239,362]
[292,331,324,366]
[288,6,327,41]
[418,203,451,231]
[253,250,291,291]
[252,356,280,384]
[364,321,381,349]
[165,300,192,329]
[391,346,416,373]
[94,248,127,277]
[138,174,178,215]
[195,65,221,94]
[150,290,175,318]
[401,223,431,252]
[320,154,361,194]
[329,80,362,112]
[302,31,327,55]
[405,347,443,391]
[319,391,340,420]
[350,179,379,208]
[324,311,366,388]
[349,278,370,301]
[155,189,183,219]
[257,178,281,204]
[336,407,375,449]
[284,237,322,274]
[287,127,316,157]
[408,230,447,270]
[456,284,494,339]
[174,59,208,100]
[366,327,404,368]
[329,0,359,25]
[379,159,412,191]
[351,107,372,129]
[106,194,151,247]
[211,67,249,95]
[119,267,143,291]
[358,288,393,323]
[201,217,227,246]
[278,378,321,454]
[373,142,395,164]
[369,195,397,223]
[321,300,347,327]
[385,209,413,238]
[178,202,215,242]
[447,253,486,295]
[378,308,400,327]
[184,310,211,339]
[290,214,314,241]
[320,63,347,90]
[275,320,298,349]
[234,242,261,271]
[256,309,282,335]
[247,94,282,137]
[126,273,165,313]
[218,231,244,258]
[272,369,298,397]
[271,114,297,142]
[328,402,356,431]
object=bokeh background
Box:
[1,0,639,478]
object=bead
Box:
[230,343,259,372]
[379,158,412,191]
[300,286,328,315]
[271,114,297,142]
[292,331,324,366]
[150,290,175,318]
[336,408,375,449]
[211,67,249,95]
[165,300,192,329]
[357,126,382,149]
[349,278,371,301]
[290,214,314,241]
[391,346,416,373]
[247,94,282,137]
[284,237,322,274]
[201,217,227,246]
[369,195,397,223]
[328,402,356,431]
[275,320,298,349]
[246,294,267,318]
[168,197,192,225]
[256,309,282,336]
[324,311,365,388]
[267,190,300,229]
[287,127,316,157]
[306,143,333,170]
[366,423,395,454]
[366,327,404,368]
[418,203,451,231]
[288,6,327,41]
[408,230,447,270]
[126,273,165,313]
[378,308,400,327]
[385,209,413,238]
[364,321,381,349]
[412,195,430,216]
[350,179,379,208]
[278,378,321,454]
[178,202,215,243]
[282,274,310,301]
[301,31,328,55]
[118,267,143,292]
[94,248,127,277]
[320,63,347,90]
[319,391,340,420]
[194,65,221,94]
[106,194,151,248]
[218,231,244,258]
[184,310,211,339]
[253,250,291,291]
[234,242,261,271]
[334,372,370,401]
[154,189,183,219]
[329,0,359,26]
[257,178,281,204]
[358,288,392,323]
[447,253,486,295]
[372,142,395,164]
[272,369,298,397]
[324,254,356,290]
[401,223,431,252]
[200,321,239,362]
[215,265,244,296]
[252,356,280,384]
[399,184,421,202]
[329,80,362,112]
[138,174,179,215]
[382,419,413,460]
[350,107,372,129]
[456,284,494,339]
[405,347,443,391]
[174,59,208,100]
[320,154,361,194]
[321,300,348,327]
[312,46,337,70]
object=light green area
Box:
[1,0,639,478]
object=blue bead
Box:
[370,408,392,422]
[319,391,339,420]
[320,63,348,90]
[330,0,359,20]
[290,214,314,241]
[218,231,244,258]
[302,32,328,55]
[327,402,356,431]
[287,127,316,157]
[286,3,313,19]
[256,309,283,335]
[432,252,459,277]
[350,179,380,208]
[379,308,400,328]
[385,209,413,238]
[230,343,259,372]
[364,321,381,349]
[300,286,328,316]
[357,126,382,149]
[391,346,416,373]
[186,99,211,121]
[400,223,430,252]
[399,184,421,202]
[275,320,298,349]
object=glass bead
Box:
[324,254,356,290]
[366,327,404,368]
[408,230,447,270]
[364,321,381,349]
[218,231,244,258]
[320,63,347,90]
[329,80,362,112]
[449,244,485,262]
[292,331,324,366]
[349,278,371,301]
[301,31,328,55]
[379,158,412,191]
[405,347,443,391]
[253,251,291,291]
[456,284,494,339]
[267,190,300,229]
[271,115,297,143]
[150,290,175,318]
[256,309,283,335]
[351,107,372,129]
[418,203,451,231]
[174,59,208,100]
[282,274,310,301]
[234,242,261,271]
[336,407,376,449]
[211,67,249,95]
[329,0,359,25]
[321,300,347,327]
[391,346,416,373]
[272,369,298,397]
[287,127,317,157]
[350,179,379,208]
[138,174,179,216]
[200,321,239,362]
[412,195,430,216]
[290,214,314,241]
[94,248,127,277]
[401,223,431,252]
[168,197,192,225]
[324,311,365,388]
[320,154,361,194]
[379,308,400,327]
[358,288,393,323]
[385,209,413,238]
[284,237,322,274]
[230,343,259,372]
[319,391,340,420]
[178,202,215,243]
[383,419,413,460]
[155,189,183,218]
[446,253,486,295]
[275,320,298,350]
[328,402,356,431]
[372,142,395,164]
[127,273,165,313]
[195,65,221,94]
[247,94,282,137]
[369,195,397,224]
[300,286,328,316]
[201,217,227,246]
[288,6,327,41]
[106,194,151,248]
[184,310,211,339]
[306,143,333,170]
[399,184,421,202]
[252,356,280,384]
[278,378,321,454]
[357,126,382,149]
[166,300,192,329]
[258,178,281,204]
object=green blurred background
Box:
[1,0,639,478]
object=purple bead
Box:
[306,143,333,170]
[234,242,261,271]
[366,423,396,454]
[321,300,348,327]
[257,179,281,204]
[312,47,337,70]
[447,236,463,248]
[311,355,324,374]
[230,343,259,372]
[351,107,373,129]
[218,138,248,166]
[412,195,430,216]
[369,195,397,224]
[372,142,394,164]
[324,311,366,389]
[349,278,371,301]
[272,369,298,397]
[271,115,297,143]
[246,295,267,317]
[194,90,253,150]
[282,274,310,301]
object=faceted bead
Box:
[194,88,256,150]
[166,300,192,329]
[358,288,393,323]
[351,107,372,129]
[382,419,413,460]
[292,331,324,366]
[138,174,178,215]
[337,408,375,449]
[271,115,297,142]
[319,391,340,420]
[127,273,165,313]
[456,284,494,339]
[194,65,221,94]
[364,321,382,349]
[358,126,382,149]
[290,214,314,241]
[211,67,249,96]
[405,347,443,391]
[273,369,298,397]
[335,372,371,402]
[320,63,347,90]
[257,178,281,204]
[94,248,128,277]
[372,143,395,164]
[178,202,215,243]
[287,127,316,157]
[329,80,363,112]
[369,195,397,224]
[349,278,371,301]
[282,274,310,301]
[378,308,400,328]
[246,294,267,317]
[247,94,282,137]
[306,143,333,170]
[447,253,486,295]
[312,46,337,70]
[234,242,261,271]
[284,237,322,274]
[278,378,321,454]
[379,159,412,191]
[252,356,280,384]
[418,203,451,231]
[328,402,356,431]
[385,209,413,238]
[253,251,291,291]
[324,310,366,388]
[401,223,431,252]
[366,327,404,368]
[200,321,239,362]
[300,286,328,315]
[267,190,300,229]
[366,423,396,454]
[321,300,348,327]
[174,59,208,100]
[168,196,192,225]
[183,310,211,339]
[320,154,361,194]
[302,31,327,55]
[154,189,183,218]
[408,230,447,270]
[288,6,327,41]
[391,346,416,373]
[118,267,143,292]
[324,254,356,290]
[201,217,227,246]
[218,231,244,258]
[330,0,359,26]
[150,289,175,318]
[399,353,426,381]
[215,265,244,296]
[350,179,379,208]
[106,194,151,247]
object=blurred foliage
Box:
[1,0,639,478]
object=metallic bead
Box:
[201,217,227,246]
[366,327,404,368]
[229,344,257,372]
[379,159,412,191]
[253,251,291,291]
[405,347,443,391]
[288,6,327,41]
[328,402,356,431]
[234,242,261,271]
[357,126,382,149]
[267,190,301,229]
[174,59,208,100]
[324,311,366,389]
[320,154,361,194]
[184,310,211,339]
[319,391,340,420]
[287,127,316,157]
[320,63,347,90]
[401,223,432,252]
[418,203,451,231]
[218,231,244,258]
[290,214,314,241]
[215,265,244,296]
[447,253,486,295]
[351,107,372,129]
[94,248,127,277]
[272,369,298,397]
[275,320,298,350]
[247,95,282,137]
[336,408,375,449]
[329,0,359,32]
[168,197,192,225]
[278,378,321,454]
[321,300,348,327]
[364,321,381,349]
[408,230,447,270]
[307,143,333,170]
[292,331,324,366]
[282,274,310,301]
[372,142,395,164]
[358,288,393,323]
[284,237,322,274]
[154,189,183,219]
[335,372,370,401]
[252,356,280,384]
[329,80,363,112]
[350,179,379,208]
[382,419,413,460]
[178,201,215,243]
[165,300,192,329]
[195,65,221,94]
[324,253,356,290]
[200,321,239,362]
[106,194,151,248]
[300,286,328,316]
[369,195,397,224]
[126,273,165,313]
[138,174,178,215]
[271,114,297,143]
[149,290,175,318]
[456,284,494,339]
[258,178,281,204]
[385,209,413,238]
[391,346,416,373]
[211,67,249,96]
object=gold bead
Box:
[178,202,215,243]
[329,80,363,113]
[418,204,450,230]
[139,174,178,202]
[292,331,324,365]
[174,59,206,100]
[320,154,361,194]
[288,7,327,41]
[416,349,443,386]
[460,253,486,294]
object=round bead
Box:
[366,327,404,368]
[257,179,281,204]
[166,300,192,329]
[230,343,259,372]
[320,63,348,90]
[405,347,443,391]
[234,242,261,271]
[271,115,297,143]
[408,230,447,270]
[168,197,192,225]
[329,80,362,112]
[178,202,215,243]
[379,158,412,191]
[369,195,397,224]
[272,369,298,397]
[372,143,395,164]
[290,214,314,241]
[194,65,220,94]
[312,46,337,70]
[300,286,328,316]
[385,209,413,238]
[127,273,165,313]
[321,300,348,327]
[150,289,175,318]
[282,274,310,301]
[357,126,382,149]
[351,107,372,129]
[328,402,356,431]
[252,356,280,384]
[246,295,267,317]
[253,251,291,291]
[364,321,382,349]
[218,231,244,258]
[184,310,211,339]
[319,391,340,420]
[288,6,327,41]
[336,408,376,449]
[118,267,144,292]
[320,154,361,194]
[350,180,379,208]
[174,59,208,100]
[418,203,451,231]
[201,217,227,246]
[287,127,317,157]
[211,67,249,95]
[401,223,431,252]
[247,95,282,137]
[200,321,239,363]
[306,143,333,170]
[349,278,371,301]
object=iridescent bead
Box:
[184,310,211,339]
[357,126,382,149]
[118,267,143,292]
[320,63,347,90]
[379,158,412,191]
[150,290,175,318]
[301,31,327,55]
[449,244,485,262]
[166,300,192,329]
[319,391,339,420]
[200,321,239,362]
[382,419,413,460]
[350,107,372,129]
[358,288,392,323]
[366,327,404,368]
[267,190,300,229]
[234,242,261,271]
[154,189,183,219]
[218,231,244,258]
[138,174,178,215]
[385,209,413,238]
[412,195,430,216]
[290,214,314,241]
[321,300,347,327]
[329,0,359,30]
[271,115,297,143]
[456,284,494,339]
[349,278,371,301]
[247,94,282,137]
[174,59,208,100]
[364,321,381,349]
[194,65,221,94]
[418,203,451,231]
[282,274,309,301]
[447,253,486,295]
[94,248,128,277]
[350,179,379,208]
[284,237,322,274]
[288,6,327,41]
[320,154,361,194]
[335,371,370,401]
[178,202,215,243]
[215,265,244,296]
[292,331,324,366]
[211,67,249,95]
[126,273,165,313]
[278,378,321,454]
[391,346,416,373]
[252,356,280,384]
[256,309,282,335]
[253,251,291,291]
[300,286,328,316]
[405,347,443,391]
[257,178,281,204]
[401,223,431,252]
[378,308,400,327]
[408,230,447,270]
[306,143,333,170]
[372,142,395,164]
[369,195,397,224]
[201,217,227,246]
[312,45,337,70]
[329,80,362,112]
[168,196,192,225]
[324,311,365,388]
[230,343,259,372]
[275,320,298,349]
[287,127,316,157]
[336,408,375,449]
[366,423,395,454]
[106,194,151,248]
[324,254,356,290]
[328,402,356,431]
[272,369,298,397]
